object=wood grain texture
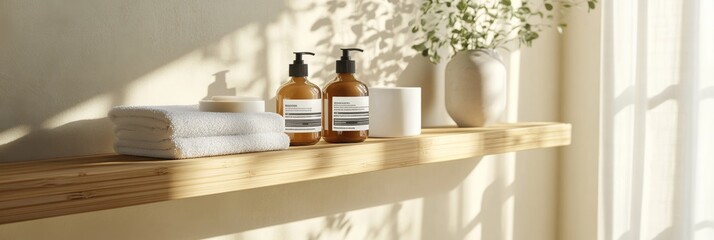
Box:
[0,122,571,224]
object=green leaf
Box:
[463,13,475,23]
[412,0,597,54]
[529,32,539,41]
[520,6,530,13]
[457,1,467,11]
[412,43,427,51]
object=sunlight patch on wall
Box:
[123,23,268,106]
[228,23,268,95]
[695,1,714,236]
[308,0,417,87]
[265,20,287,92]
[502,192,516,240]
[500,153,516,240]
[41,94,112,129]
[459,156,501,239]
[506,50,521,122]
[201,198,424,240]
[0,125,31,145]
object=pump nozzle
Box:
[336,48,363,73]
[289,52,315,77]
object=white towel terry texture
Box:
[109,105,289,159]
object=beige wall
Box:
[559,4,602,240]
[0,1,562,239]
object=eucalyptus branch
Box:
[412,0,598,63]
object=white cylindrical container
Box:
[369,87,421,137]
[199,96,265,113]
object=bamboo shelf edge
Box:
[0,122,571,224]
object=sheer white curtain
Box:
[600,0,714,239]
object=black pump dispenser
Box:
[289,52,315,77]
[336,48,363,73]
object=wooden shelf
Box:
[0,122,570,224]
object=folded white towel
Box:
[115,129,173,142]
[109,105,284,138]
[114,132,290,159]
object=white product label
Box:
[332,96,369,131]
[283,99,322,133]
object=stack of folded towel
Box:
[109,105,289,159]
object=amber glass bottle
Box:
[323,48,369,143]
[277,52,322,146]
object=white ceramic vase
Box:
[445,50,507,127]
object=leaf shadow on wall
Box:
[310,0,415,87]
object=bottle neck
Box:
[290,76,308,83]
[336,73,356,82]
